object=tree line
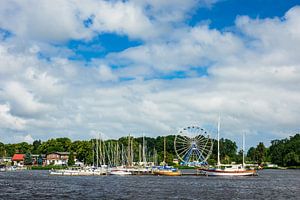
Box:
[0,133,299,167]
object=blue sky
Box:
[0,0,299,149]
[65,0,300,63]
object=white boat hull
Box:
[49,169,107,176]
[110,171,132,176]
[201,169,256,176]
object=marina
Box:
[0,1,299,199]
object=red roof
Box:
[12,154,25,161]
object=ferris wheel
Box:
[174,126,213,166]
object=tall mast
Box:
[99,135,102,165]
[116,142,119,166]
[153,147,157,166]
[143,134,146,164]
[242,132,245,167]
[121,144,124,166]
[92,140,94,167]
[102,136,106,166]
[96,136,99,168]
[127,134,130,166]
[163,136,166,165]
[139,143,142,165]
[131,138,134,166]
[217,115,221,167]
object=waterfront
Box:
[0,170,299,199]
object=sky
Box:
[0,0,300,149]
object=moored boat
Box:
[201,115,257,176]
[153,166,181,176]
[49,167,108,176]
[110,169,132,176]
[200,165,257,176]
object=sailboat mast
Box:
[121,144,124,166]
[96,137,99,168]
[131,138,134,166]
[143,134,146,164]
[99,136,102,165]
[217,115,221,167]
[242,132,245,167]
[139,143,141,165]
[164,136,166,165]
[127,134,131,166]
[92,140,94,167]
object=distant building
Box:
[12,154,25,166]
[46,152,76,166]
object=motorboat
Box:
[153,166,181,176]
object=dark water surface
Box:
[0,169,299,199]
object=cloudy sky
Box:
[0,0,299,148]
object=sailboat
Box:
[201,116,257,176]
[153,136,181,176]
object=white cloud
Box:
[0,0,219,43]
[0,2,299,147]
[97,65,118,82]
[107,25,243,75]
[2,81,52,117]
[0,0,91,43]
[0,104,26,130]
[14,134,34,144]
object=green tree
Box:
[269,139,286,165]
[15,142,32,154]
[214,138,237,164]
[235,149,243,164]
[247,147,257,162]
[255,142,266,165]
[0,142,5,157]
[71,140,93,164]
[38,138,72,154]
[32,140,41,154]
[24,152,33,165]
[269,134,300,166]
[284,152,299,166]
[68,152,75,166]
[37,154,43,166]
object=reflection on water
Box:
[0,170,299,199]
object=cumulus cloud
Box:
[97,65,118,82]
[2,81,53,117]
[14,134,34,144]
[0,104,26,130]
[0,0,219,43]
[107,25,243,75]
[0,2,299,147]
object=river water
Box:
[0,169,299,199]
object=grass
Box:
[286,166,300,169]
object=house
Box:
[46,152,76,166]
[12,154,25,166]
